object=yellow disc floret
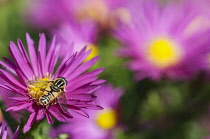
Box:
[27,76,52,101]
[96,108,117,130]
[146,37,182,69]
[84,44,99,62]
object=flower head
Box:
[53,20,99,61]
[27,0,129,29]
[114,0,210,80]
[0,33,105,133]
[50,84,123,139]
[0,123,20,139]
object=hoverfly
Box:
[37,77,68,113]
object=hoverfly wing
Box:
[58,93,68,113]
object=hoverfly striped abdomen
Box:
[38,77,67,106]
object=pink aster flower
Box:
[0,123,20,139]
[50,84,123,139]
[27,0,129,29]
[0,33,105,133]
[113,0,210,80]
[53,20,99,61]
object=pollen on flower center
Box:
[146,38,182,68]
[27,76,52,101]
[96,109,117,130]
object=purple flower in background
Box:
[54,20,99,61]
[0,33,105,133]
[50,84,123,139]
[0,123,20,139]
[0,79,22,121]
[114,0,210,80]
[27,0,129,29]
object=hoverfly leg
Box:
[42,105,49,113]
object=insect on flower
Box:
[0,33,105,133]
[28,77,68,112]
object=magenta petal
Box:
[9,41,33,79]
[0,84,14,92]
[0,69,26,90]
[3,84,25,96]
[48,107,66,122]
[66,56,99,81]
[54,105,73,119]
[68,94,96,101]
[72,108,89,118]
[46,35,56,63]
[45,112,53,124]
[38,33,47,75]
[66,76,98,92]
[36,108,45,121]
[2,57,17,70]
[48,45,60,74]
[23,112,37,133]
[13,125,20,139]
[26,33,38,76]
[0,61,16,75]
[67,105,81,110]
[9,97,29,101]
[17,39,31,69]
[76,104,103,110]
[6,102,32,111]
[90,79,106,85]
[61,49,91,77]
[69,85,100,94]
[53,53,75,78]
[68,67,104,83]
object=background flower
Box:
[0,122,20,139]
[114,0,210,80]
[53,20,99,61]
[27,0,129,29]
[50,84,123,139]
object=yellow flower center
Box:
[84,44,99,62]
[96,109,117,130]
[146,38,182,69]
[77,0,109,24]
[27,76,52,101]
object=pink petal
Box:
[36,108,45,121]
[45,112,53,124]
[38,33,47,76]
[26,33,38,76]
[67,94,96,102]
[66,56,99,81]
[13,125,20,139]
[23,112,37,133]
[6,102,32,111]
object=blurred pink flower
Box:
[27,0,128,29]
[113,0,210,80]
[50,84,123,139]
[0,123,20,139]
[53,20,98,60]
